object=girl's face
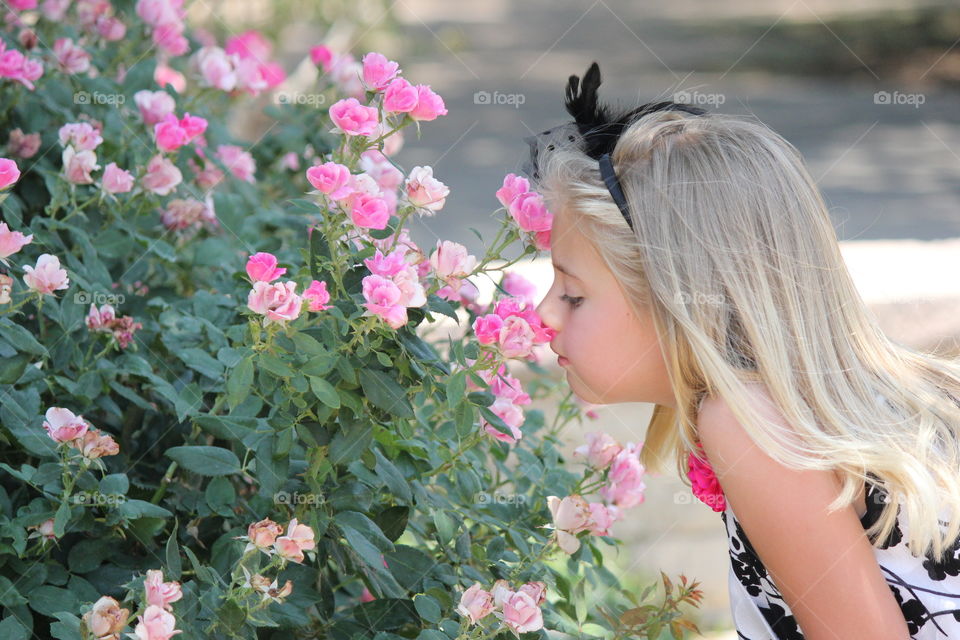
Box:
[535,212,676,408]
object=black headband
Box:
[598,151,632,229]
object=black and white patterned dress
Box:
[722,475,960,638]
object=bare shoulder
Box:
[694,383,909,639]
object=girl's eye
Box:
[560,294,584,308]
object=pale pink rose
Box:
[482,396,524,444]
[359,150,403,190]
[86,303,116,331]
[0,221,32,262]
[390,268,426,308]
[42,0,70,20]
[17,57,44,90]
[58,122,102,152]
[360,52,400,91]
[508,191,553,233]
[96,15,126,41]
[61,147,99,184]
[687,441,726,512]
[0,49,26,79]
[53,37,90,74]
[472,314,504,345]
[404,165,449,214]
[456,583,494,625]
[273,537,304,563]
[285,518,315,550]
[233,56,267,95]
[43,407,89,443]
[141,154,182,195]
[328,98,379,137]
[586,502,616,536]
[134,90,176,125]
[224,29,271,61]
[23,254,69,295]
[547,494,592,554]
[194,46,236,91]
[498,315,535,359]
[493,297,556,343]
[309,44,334,72]
[495,173,530,209]
[247,518,283,549]
[280,152,299,171]
[573,432,622,470]
[245,252,286,283]
[159,198,209,232]
[37,518,56,540]
[429,240,477,287]
[350,192,390,230]
[382,77,418,113]
[600,442,647,509]
[82,596,129,640]
[151,23,188,57]
[154,63,186,93]
[6,129,40,158]
[144,569,183,611]
[0,158,20,190]
[305,162,352,200]
[409,84,447,121]
[501,590,544,635]
[102,162,134,194]
[361,275,407,329]
[490,580,512,609]
[518,581,547,606]
[303,280,331,311]
[72,428,120,459]
[215,144,256,183]
[247,280,302,326]
[500,272,537,306]
[330,55,364,98]
[132,605,181,640]
[189,158,224,191]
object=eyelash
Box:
[560,294,584,308]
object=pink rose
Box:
[43,407,89,443]
[82,596,129,640]
[154,64,186,93]
[305,162,352,200]
[456,583,494,625]
[361,275,407,329]
[328,98,379,137]
[0,158,19,190]
[23,253,69,295]
[96,16,126,41]
[404,165,449,214]
[600,442,647,509]
[507,191,553,233]
[144,569,183,611]
[215,144,256,183]
[359,587,375,603]
[0,221,32,262]
[273,518,315,563]
[225,30,271,61]
[132,605,181,640]
[429,240,476,288]
[194,46,236,91]
[687,442,726,512]
[53,37,90,74]
[472,314,504,345]
[102,162,134,194]
[361,52,400,91]
[363,248,407,277]
[134,90,176,126]
[501,590,544,634]
[409,84,447,121]
[498,315,535,359]
[518,581,547,606]
[495,173,530,209]
[381,78,418,113]
[482,396,524,444]
[573,432,622,470]
[159,198,211,232]
[246,518,283,549]
[61,147,99,184]
[247,280,302,326]
[310,44,334,72]
[6,129,41,158]
[350,192,390,230]
[58,122,102,151]
[586,502,617,536]
[141,154,182,196]
[500,272,537,306]
[71,429,120,459]
[303,280,331,311]
[245,252,286,283]
[547,494,592,554]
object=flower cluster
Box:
[241,517,316,564]
[59,121,103,185]
[43,407,119,460]
[457,580,546,638]
[361,246,427,329]
[496,173,553,250]
[687,440,726,512]
[464,360,532,444]
[244,252,331,327]
[86,303,144,349]
[472,295,556,360]
[0,39,44,90]
[191,30,286,96]
[135,0,189,57]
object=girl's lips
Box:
[558,356,569,366]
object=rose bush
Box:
[0,2,704,639]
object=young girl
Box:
[527,62,960,639]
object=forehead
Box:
[550,213,593,265]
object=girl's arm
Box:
[696,385,910,640]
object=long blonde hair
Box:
[532,108,960,563]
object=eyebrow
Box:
[552,262,581,281]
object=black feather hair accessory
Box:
[521,61,708,230]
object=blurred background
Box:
[191,0,960,635]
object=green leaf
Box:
[118,500,173,519]
[226,356,254,410]
[329,422,373,466]
[337,511,395,552]
[166,445,241,476]
[0,576,27,607]
[373,449,411,502]
[259,353,294,378]
[445,371,466,409]
[176,347,224,380]
[166,528,182,581]
[99,473,129,496]
[0,353,29,384]
[413,594,441,623]
[50,612,81,640]
[359,369,414,418]
[53,501,71,538]
[205,476,236,516]
[292,331,327,356]
[373,506,409,542]
[353,599,419,631]
[0,616,29,640]
[309,376,340,408]
[0,318,47,356]
[28,585,77,617]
